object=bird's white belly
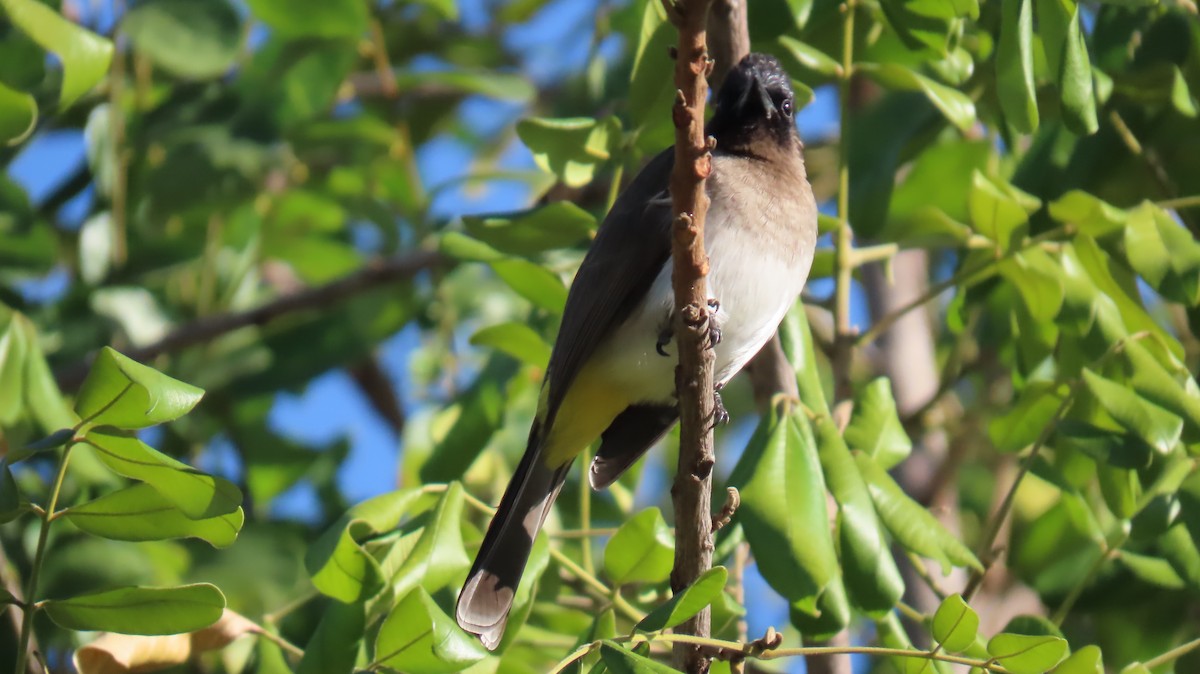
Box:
[591,201,813,405]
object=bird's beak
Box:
[755,76,776,120]
[735,73,776,120]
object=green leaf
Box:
[0,316,27,425]
[986,633,1068,674]
[62,483,243,548]
[1124,203,1172,288]
[297,600,366,674]
[1117,551,1184,589]
[598,642,680,673]
[968,171,1040,249]
[997,0,1038,133]
[0,0,113,108]
[812,416,905,615]
[12,314,74,432]
[1120,340,1200,443]
[728,402,839,609]
[855,452,982,573]
[858,63,976,132]
[843,377,912,469]
[1055,421,1151,469]
[306,487,430,603]
[877,0,965,55]
[1081,368,1182,455]
[0,81,36,146]
[0,460,22,523]
[1119,664,1151,674]
[990,382,1067,453]
[244,0,367,38]
[470,322,551,368]
[627,0,674,151]
[42,584,225,635]
[75,347,205,430]
[1037,0,1098,134]
[603,507,674,585]
[439,231,505,262]
[635,567,727,632]
[999,252,1064,322]
[82,428,242,519]
[777,36,842,78]
[1047,191,1125,238]
[490,258,569,314]
[123,0,241,79]
[373,587,488,674]
[395,69,536,102]
[932,594,980,653]
[1098,464,1140,518]
[389,482,471,598]
[463,202,596,256]
[517,116,622,188]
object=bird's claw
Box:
[711,390,730,428]
[703,299,722,350]
[656,326,672,357]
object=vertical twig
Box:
[804,4,859,674]
[108,0,128,267]
[663,0,716,671]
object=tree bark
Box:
[665,0,716,671]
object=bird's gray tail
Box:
[456,426,570,650]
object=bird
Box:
[456,52,818,649]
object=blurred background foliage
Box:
[4,0,1200,672]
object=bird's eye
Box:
[781,98,793,118]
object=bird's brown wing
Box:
[542,148,675,427]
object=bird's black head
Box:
[708,53,799,156]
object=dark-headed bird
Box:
[456,53,818,649]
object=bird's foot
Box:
[657,299,720,356]
[711,389,730,427]
[656,325,673,357]
[704,299,722,350]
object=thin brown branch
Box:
[706,0,749,89]
[665,0,717,671]
[56,250,444,391]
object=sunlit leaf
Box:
[604,507,674,585]
[997,0,1038,133]
[82,428,242,520]
[932,594,980,653]
[470,322,552,368]
[123,0,241,79]
[986,632,1067,674]
[855,452,982,573]
[63,483,243,548]
[0,81,35,146]
[0,0,113,107]
[373,587,488,674]
[635,566,727,633]
[598,641,680,673]
[43,584,225,636]
[1082,368,1182,455]
[728,402,839,610]
[858,63,976,132]
[517,116,622,188]
[75,347,205,430]
[843,378,912,470]
[244,0,367,38]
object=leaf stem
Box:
[963,391,1073,601]
[855,226,1071,349]
[546,632,1017,674]
[831,0,857,402]
[547,547,642,624]
[15,442,75,674]
[1143,635,1200,670]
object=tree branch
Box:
[665,0,716,671]
[55,250,444,391]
